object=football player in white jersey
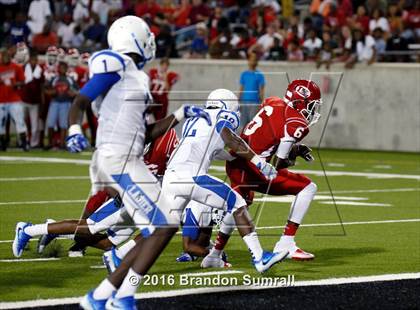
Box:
[83,88,289,309]
[12,15,211,268]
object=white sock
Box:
[24,224,48,237]
[279,235,295,244]
[209,247,222,257]
[289,182,317,223]
[219,213,236,235]
[116,240,136,260]
[115,268,142,299]
[93,279,116,300]
[243,232,263,261]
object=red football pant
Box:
[226,157,312,203]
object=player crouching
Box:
[202,80,322,268]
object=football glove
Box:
[173,105,212,126]
[66,124,89,153]
[251,156,277,180]
[297,144,314,162]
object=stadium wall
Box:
[163,60,420,152]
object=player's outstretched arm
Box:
[220,127,276,180]
[145,105,211,143]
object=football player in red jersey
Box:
[149,57,179,120]
[12,129,179,258]
[42,46,58,82]
[67,48,88,88]
[202,80,321,268]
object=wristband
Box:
[250,155,264,167]
[68,124,82,136]
[173,106,185,122]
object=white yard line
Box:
[256,218,420,230]
[0,200,85,206]
[0,156,90,164]
[319,201,392,207]
[0,258,60,263]
[209,165,420,180]
[0,176,88,182]
[0,272,418,309]
[182,270,244,277]
[317,188,419,194]
[1,156,420,180]
[0,219,418,244]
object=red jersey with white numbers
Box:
[42,63,57,83]
[144,128,179,176]
[68,65,88,88]
[149,68,179,102]
[241,96,309,159]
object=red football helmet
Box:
[14,42,29,64]
[284,79,322,126]
[46,45,58,66]
[57,48,66,63]
[67,48,80,67]
[80,52,91,66]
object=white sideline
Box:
[0,176,89,182]
[0,258,60,262]
[1,156,420,180]
[0,200,86,206]
[0,218,418,244]
[0,273,418,309]
[256,218,420,230]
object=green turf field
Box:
[0,149,419,302]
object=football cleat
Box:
[12,222,32,258]
[37,219,57,254]
[68,242,86,257]
[253,250,289,273]
[273,240,315,261]
[106,295,137,310]
[103,247,121,274]
[201,254,232,269]
[80,290,107,310]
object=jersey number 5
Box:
[244,106,273,136]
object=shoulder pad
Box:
[89,50,126,74]
[217,110,240,131]
[261,96,284,108]
[285,118,309,141]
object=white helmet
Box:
[205,88,239,112]
[107,15,156,65]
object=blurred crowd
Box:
[0,0,419,66]
[0,44,93,151]
[0,0,419,151]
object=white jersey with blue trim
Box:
[90,49,151,156]
[167,108,239,176]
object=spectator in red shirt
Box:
[287,38,304,61]
[149,58,179,121]
[189,0,211,25]
[32,24,58,54]
[353,5,370,35]
[0,50,27,151]
[21,50,44,148]
[135,0,161,21]
[174,0,192,28]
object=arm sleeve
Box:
[79,72,121,101]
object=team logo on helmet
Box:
[295,85,311,99]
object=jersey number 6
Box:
[244,106,274,136]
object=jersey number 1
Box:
[244,106,273,136]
